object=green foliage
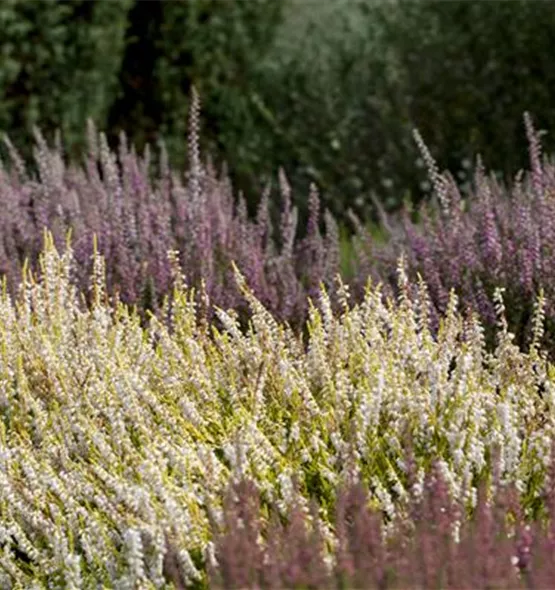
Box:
[242,0,555,218]
[0,0,131,158]
[152,0,285,200]
[385,0,555,193]
[254,0,413,218]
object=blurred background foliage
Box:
[0,0,132,157]
[2,0,555,222]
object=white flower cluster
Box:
[0,239,553,585]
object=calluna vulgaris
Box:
[0,89,339,328]
[0,238,553,586]
[1,96,553,353]
[367,112,555,354]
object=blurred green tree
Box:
[0,0,131,159]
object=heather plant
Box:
[0,90,339,327]
[210,469,555,589]
[361,113,555,355]
[1,237,555,585]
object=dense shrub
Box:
[0,238,554,585]
[0,0,131,159]
[5,0,555,221]
[255,0,412,219]
[0,0,284,191]
[366,114,555,354]
[4,103,555,357]
[388,1,555,186]
[253,0,555,218]
[211,469,555,589]
[109,0,285,205]
[0,93,339,326]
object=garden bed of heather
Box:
[366,113,555,357]
[1,237,555,587]
[2,102,555,358]
[0,92,341,329]
[5,97,555,586]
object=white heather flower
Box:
[306,433,317,454]
[278,425,288,454]
[392,480,404,499]
[205,541,218,571]
[124,528,146,583]
[412,468,425,500]
[223,442,236,467]
[178,548,201,584]
[64,553,82,590]
[372,480,395,520]
[277,471,296,513]
[330,431,343,453]
[469,486,478,509]
[147,527,166,588]
[321,467,339,486]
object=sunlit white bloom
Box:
[124,528,145,583]
[63,553,82,590]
